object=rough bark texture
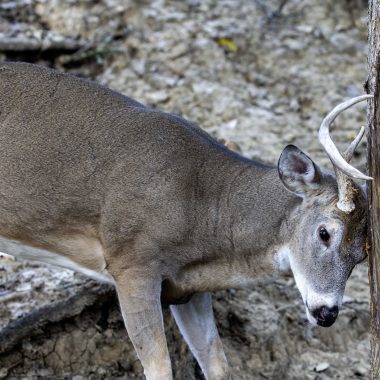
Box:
[367,1,380,378]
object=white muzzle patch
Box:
[285,247,342,324]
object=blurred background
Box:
[0,0,371,379]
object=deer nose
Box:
[311,305,339,327]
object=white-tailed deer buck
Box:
[0,62,372,380]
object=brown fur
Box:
[0,62,367,380]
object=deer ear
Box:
[278,145,322,196]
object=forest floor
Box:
[0,0,372,379]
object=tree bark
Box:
[367,1,380,378]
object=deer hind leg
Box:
[112,267,172,380]
[170,292,231,380]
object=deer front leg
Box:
[170,292,231,380]
[113,268,172,380]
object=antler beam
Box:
[318,94,373,181]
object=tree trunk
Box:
[367,1,380,378]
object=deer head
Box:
[277,95,372,327]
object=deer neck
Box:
[200,160,300,259]
[166,159,301,298]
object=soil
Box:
[0,0,372,379]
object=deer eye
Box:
[319,227,330,243]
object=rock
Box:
[0,368,7,379]
[146,90,170,103]
[314,362,330,372]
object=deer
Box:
[0,61,372,380]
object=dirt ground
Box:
[0,0,373,379]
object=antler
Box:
[318,94,373,213]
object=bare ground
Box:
[0,0,372,379]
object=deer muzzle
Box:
[310,305,339,327]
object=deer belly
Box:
[0,235,114,284]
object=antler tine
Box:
[335,126,365,213]
[318,94,373,181]
[343,125,365,161]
